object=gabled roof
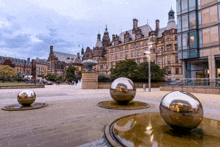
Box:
[53,51,77,63]
[118,24,153,43]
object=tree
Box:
[98,74,111,82]
[0,65,17,83]
[46,73,57,81]
[110,59,139,81]
[138,62,168,82]
[65,65,76,82]
[16,75,23,83]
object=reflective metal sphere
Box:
[160,91,203,130]
[110,77,136,105]
[17,90,36,106]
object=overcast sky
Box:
[0,0,176,60]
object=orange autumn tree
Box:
[0,65,17,83]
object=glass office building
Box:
[177,0,220,79]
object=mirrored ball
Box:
[160,91,203,130]
[17,90,36,106]
[110,77,136,105]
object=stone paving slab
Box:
[1,85,220,147]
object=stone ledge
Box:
[160,86,220,94]
[0,84,45,89]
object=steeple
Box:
[96,31,102,47]
[97,31,101,40]
[168,7,175,20]
[81,46,84,56]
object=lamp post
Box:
[145,51,151,92]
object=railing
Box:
[166,78,220,88]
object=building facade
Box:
[177,0,220,79]
[47,46,82,78]
[0,56,32,76]
[31,58,48,80]
[105,9,182,80]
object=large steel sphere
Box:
[17,90,36,106]
[110,77,136,105]
[160,91,203,130]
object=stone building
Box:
[177,0,220,80]
[82,26,111,74]
[47,46,82,78]
[0,56,32,76]
[105,9,182,80]
[31,58,48,80]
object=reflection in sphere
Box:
[160,91,203,130]
[17,90,36,106]
[110,77,136,105]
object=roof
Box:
[157,19,177,38]
[119,24,153,43]
[54,51,77,63]
[0,56,31,65]
[95,39,102,47]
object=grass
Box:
[0,83,26,85]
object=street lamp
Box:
[145,51,151,92]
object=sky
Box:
[0,0,176,60]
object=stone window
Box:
[131,52,134,57]
[167,45,172,51]
[100,65,103,69]
[115,54,118,60]
[176,68,179,74]
[167,37,171,42]
[168,68,171,75]
[157,58,161,65]
[111,55,113,60]
[137,59,140,66]
[175,56,179,63]
[137,51,140,56]
[157,47,161,53]
[110,49,113,53]
[120,54,123,59]
[125,52,128,58]
[167,56,171,64]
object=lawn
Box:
[0,83,26,85]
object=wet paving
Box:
[1,85,220,146]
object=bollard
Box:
[143,84,146,91]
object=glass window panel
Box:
[182,0,188,13]
[219,5,220,23]
[183,51,188,59]
[198,11,202,28]
[198,0,201,9]
[178,34,182,50]
[210,26,219,43]
[202,28,210,46]
[189,0,196,11]
[177,16,181,32]
[210,5,218,24]
[190,50,198,58]
[189,12,196,29]
[182,33,188,50]
[189,31,198,48]
[199,30,203,48]
[178,52,182,59]
[182,14,188,31]
[177,0,181,15]
[202,8,210,26]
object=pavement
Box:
[0,85,220,147]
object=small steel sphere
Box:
[110,77,136,105]
[17,90,36,106]
[160,91,203,130]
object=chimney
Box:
[133,19,138,30]
[156,19,160,30]
[77,53,80,59]
[27,58,30,61]
[112,34,115,41]
[50,45,53,54]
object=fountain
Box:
[81,59,99,89]
[1,90,48,111]
[97,77,149,110]
[104,91,220,147]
